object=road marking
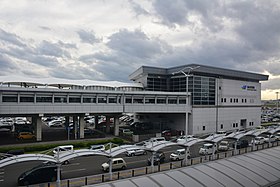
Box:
[0,172,4,175]
[62,168,86,174]
[0,179,3,182]
[63,163,80,167]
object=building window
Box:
[242,99,244,103]
[69,97,81,103]
[108,97,117,103]
[2,95,18,102]
[220,124,223,129]
[36,96,52,103]
[125,97,132,103]
[168,98,177,104]
[219,86,221,90]
[230,98,232,103]
[98,97,107,103]
[157,98,166,104]
[54,96,67,103]
[221,98,223,103]
[20,96,34,103]
[145,98,155,104]
[245,99,247,103]
[202,126,206,131]
[224,98,226,102]
[179,98,186,104]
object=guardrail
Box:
[29,141,280,187]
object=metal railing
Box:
[29,141,280,187]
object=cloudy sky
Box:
[0,0,279,100]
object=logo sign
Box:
[241,85,256,91]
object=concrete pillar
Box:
[65,116,70,140]
[114,116,120,136]
[73,116,78,139]
[95,115,99,129]
[35,116,42,141]
[106,116,111,133]
[185,112,189,135]
[79,115,85,139]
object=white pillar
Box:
[73,116,78,139]
[114,116,120,136]
[35,116,42,141]
[185,112,189,135]
[79,115,85,139]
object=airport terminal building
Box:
[129,64,269,135]
[0,64,269,139]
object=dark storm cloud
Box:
[77,29,101,44]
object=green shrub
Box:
[0,138,125,154]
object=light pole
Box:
[172,66,200,136]
[276,92,279,115]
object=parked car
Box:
[264,135,276,143]
[252,136,265,145]
[275,133,280,141]
[121,129,134,136]
[48,120,64,127]
[18,162,58,186]
[90,144,105,151]
[176,135,195,143]
[234,139,249,149]
[126,148,147,157]
[101,158,127,172]
[147,152,165,165]
[53,145,74,165]
[199,143,217,155]
[170,149,190,161]
[218,141,230,151]
[17,132,36,140]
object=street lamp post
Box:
[172,66,200,136]
[276,92,279,115]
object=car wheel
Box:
[187,156,191,159]
[131,153,135,157]
[143,151,147,155]
[176,158,179,161]
[105,168,109,172]
[121,165,126,170]
[63,160,70,165]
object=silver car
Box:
[126,148,147,157]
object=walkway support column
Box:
[73,116,78,139]
[65,116,70,140]
[35,116,42,141]
[114,116,120,136]
[79,115,85,139]
[106,116,111,133]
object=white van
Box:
[170,149,190,161]
[53,145,74,155]
[101,158,127,172]
[53,145,74,164]
[144,137,166,147]
[199,143,217,155]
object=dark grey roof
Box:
[129,64,268,82]
[89,146,280,187]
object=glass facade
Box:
[147,75,168,91]
[145,75,216,105]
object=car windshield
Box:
[220,142,227,146]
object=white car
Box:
[252,136,265,145]
[48,120,64,127]
[90,144,105,151]
[170,149,190,161]
[218,141,230,151]
[176,135,195,143]
[199,143,217,155]
[264,135,276,143]
[102,158,127,172]
[126,148,146,157]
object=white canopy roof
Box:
[0,75,143,88]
